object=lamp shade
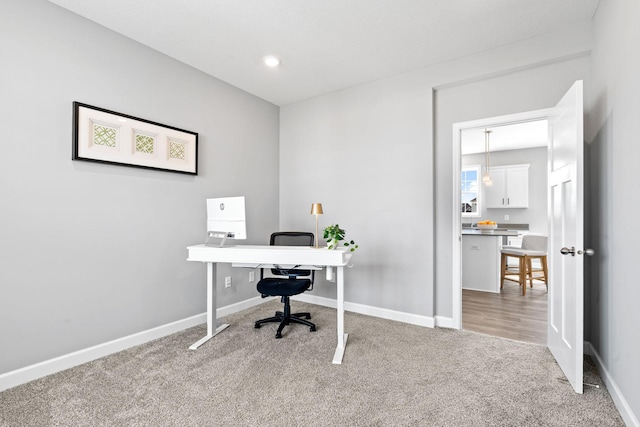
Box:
[310,203,324,215]
[482,171,493,186]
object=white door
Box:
[547,80,592,394]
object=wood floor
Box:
[462,280,548,345]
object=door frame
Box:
[451,108,554,329]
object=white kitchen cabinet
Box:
[485,164,529,208]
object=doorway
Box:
[452,109,552,345]
[447,81,586,393]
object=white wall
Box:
[588,0,640,422]
[280,78,434,316]
[0,0,280,374]
[462,147,548,234]
[280,23,593,322]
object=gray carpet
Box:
[0,301,625,426]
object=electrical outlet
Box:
[225,276,232,288]
[249,271,255,282]
[504,214,510,221]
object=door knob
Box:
[560,247,595,256]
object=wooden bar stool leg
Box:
[527,257,534,288]
[541,255,548,291]
[519,256,527,296]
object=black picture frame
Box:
[72,102,198,175]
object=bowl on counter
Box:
[477,223,498,232]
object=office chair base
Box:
[273,310,311,320]
[255,304,316,338]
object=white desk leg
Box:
[189,262,229,350]
[332,265,348,364]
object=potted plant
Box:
[323,224,359,252]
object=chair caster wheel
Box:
[310,326,316,332]
[275,333,283,339]
[254,323,261,329]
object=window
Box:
[461,165,481,217]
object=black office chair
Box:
[254,232,316,338]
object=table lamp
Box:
[310,203,323,248]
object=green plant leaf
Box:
[323,223,357,251]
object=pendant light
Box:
[482,129,493,186]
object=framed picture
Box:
[72,102,198,175]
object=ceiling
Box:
[461,120,549,155]
[47,0,599,106]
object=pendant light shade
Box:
[483,130,493,186]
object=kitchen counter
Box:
[462,228,519,236]
[461,225,527,293]
[461,233,505,293]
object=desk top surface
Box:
[187,244,352,266]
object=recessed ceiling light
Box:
[264,56,280,67]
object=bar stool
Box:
[500,235,548,295]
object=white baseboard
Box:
[434,315,456,329]
[584,341,640,427]
[292,293,435,328]
[0,296,272,393]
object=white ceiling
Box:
[461,120,549,155]
[47,0,599,106]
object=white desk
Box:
[186,244,353,364]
